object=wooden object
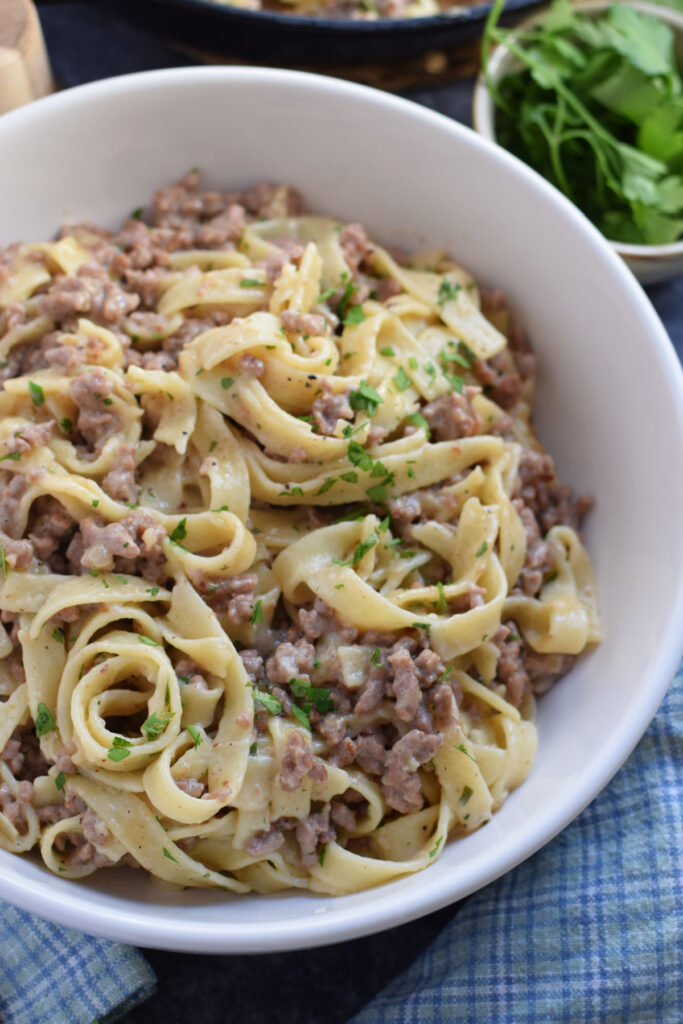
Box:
[0,0,53,115]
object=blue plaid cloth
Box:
[0,905,155,1024]
[351,660,683,1024]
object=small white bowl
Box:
[472,0,683,284]
[0,67,682,953]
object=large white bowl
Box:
[0,67,682,954]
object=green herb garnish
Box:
[483,0,683,244]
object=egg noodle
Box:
[0,177,600,894]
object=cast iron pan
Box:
[130,0,544,65]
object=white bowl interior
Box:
[0,67,682,952]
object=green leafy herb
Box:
[475,541,489,557]
[169,517,187,543]
[59,418,72,434]
[138,635,160,647]
[186,724,202,749]
[340,471,358,483]
[141,712,171,741]
[349,380,382,416]
[55,771,66,792]
[317,477,337,495]
[162,847,178,862]
[249,741,258,756]
[344,305,366,326]
[288,677,335,714]
[318,845,327,866]
[392,366,412,392]
[409,412,431,438]
[0,546,7,580]
[240,277,263,287]
[460,785,474,806]
[379,346,395,357]
[253,689,283,715]
[371,647,382,666]
[28,380,45,407]
[482,0,683,245]
[428,836,443,858]
[436,581,448,614]
[221,377,234,390]
[455,742,477,764]
[250,599,264,624]
[52,627,65,645]
[438,280,461,307]
[0,452,21,462]
[35,702,57,737]
[290,704,311,731]
[347,440,374,471]
[107,736,132,762]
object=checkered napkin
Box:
[351,659,683,1024]
[0,906,155,1024]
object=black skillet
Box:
[130,0,544,66]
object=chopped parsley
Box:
[455,743,477,764]
[52,627,65,645]
[412,622,431,636]
[240,277,263,288]
[349,380,382,417]
[138,635,161,647]
[347,441,373,471]
[438,279,461,308]
[141,712,172,741]
[35,702,57,737]
[220,377,234,390]
[55,771,66,792]
[0,452,21,462]
[0,546,7,580]
[392,366,412,392]
[371,647,382,666]
[169,517,187,544]
[475,541,488,557]
[162,847,178,862]
[28,380,45,407]
[107,736,132,762]
[428,836,443,858]
[436,582,448,614]
[460,785,474,806]
[249,741,257,756]
[186,724,202,749]
[317,477,337,495]
[253,689,283,715]
[344,305,366,326]
[379,346,395,357]
[333,534,378,567]
[250,599,263,624]
[340,471,358,484]
[288,677,335,714]
[290,705,311,731]
[59,418,72,434]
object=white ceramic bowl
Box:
[472,0,683,285]
[1,67,682,953]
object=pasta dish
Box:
[211,0,469,20]
[0,172,600,895]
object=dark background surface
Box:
[34,4,683,1021]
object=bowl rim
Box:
[0,64,682,953]
[471,0,683,258]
